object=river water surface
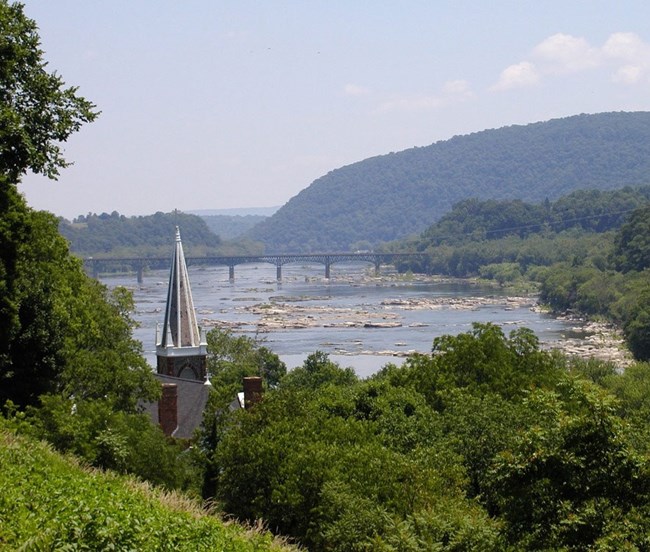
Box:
[103,263,580,378]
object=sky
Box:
[17,1,650,219]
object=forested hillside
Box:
[59,211,222,257]
[248,111,650,252]
[399,185,650,253]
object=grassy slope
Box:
[0,426,293,551]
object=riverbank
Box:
[544,318,633,368]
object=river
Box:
[102,263,582,378]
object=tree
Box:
[614,206,650,273]
[0,2,159,412]
[429,323,560,400]
[0,1,98,407]
[486,376,650,550]
[0,194,160,410]
[205,327,286,408]
[280,351,357,391]
[0,188,68,406]
[0,1,98,181]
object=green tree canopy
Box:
[614,205,650,273]
[0,1,98,180]
[0,1,157,411]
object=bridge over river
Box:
[84,252,423,283]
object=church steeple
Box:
[156,227,207,380]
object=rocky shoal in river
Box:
[543,319,633,369]
[198,287,633,367]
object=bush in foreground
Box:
[0,422,294,551]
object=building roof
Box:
[141,373,211,439]
[157,227,203,349]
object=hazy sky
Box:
[17,1,650,219]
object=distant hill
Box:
[188,206,279,216]
[199,214,268,240]
[247,112,650,253]
[59,211,221,257]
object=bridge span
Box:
[84,252,422,283]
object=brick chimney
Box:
[243,376,263,409]
[159,383,178,436]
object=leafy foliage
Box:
[205,327,286,408]
[204,325,650,550]
[0,423,292,551]
[10,395,199,492]
[534,215,650,361]
[614,204,650,273]
[391,188,650,360]
[0,0,187,497]
[485,378,650,550]
[248,112,650,252]
[0,194,160,410]
[0,1,98,180]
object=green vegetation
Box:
[536,206,650,361]
[201,325,650,551]
[248,112,650,252]
[0,1,97,182]
[206,327,286,404]
[59,210,222,257]
[392,186,650,360]
[0,424,291,551]
[6,2,650,550]
[0,3,290,547]
[58,210,269,259]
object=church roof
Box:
[157,227,203,349]
[141,373,211,439]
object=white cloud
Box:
[491,31,650,91]
[343,83,370,96]
[490,61,540,91]
[378,79,474,112]
[612,64,643,84]
[603,32,650,61]
[603,32,650,84]
[533,33,600,73]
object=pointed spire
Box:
[156,227,208,381]
[160,226,201,348]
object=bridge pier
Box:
[276,264,282,281]
[137,264,144,284]
[374,261,381,276]
[229,265,235,282]
[325,262,331,279]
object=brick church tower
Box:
[156,227,208,380]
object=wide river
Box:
[103,263,582,378]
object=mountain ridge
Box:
[247,111,650,252]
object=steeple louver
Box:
[156,227,207,381]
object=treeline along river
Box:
[103,263,588,378]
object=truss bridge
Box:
[84,252,423,283]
